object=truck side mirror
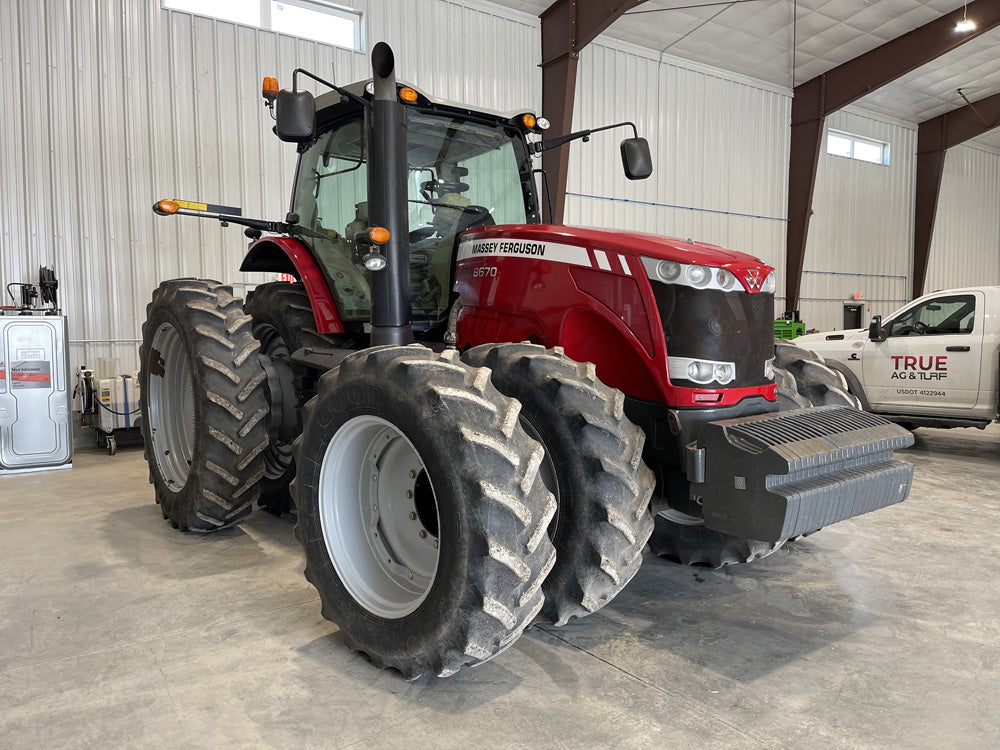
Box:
[275,89,316,142]
[869,315,887,342]
[621,137,652,180]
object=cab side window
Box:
[885,295,976,337]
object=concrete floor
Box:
[1,425,998,749]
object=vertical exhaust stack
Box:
[366,42,414,346]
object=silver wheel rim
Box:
[148,322,196,492]
[318,415,440,618]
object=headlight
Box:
[642,257,768,294]
[762,272,776,294]
[716,269,737,289]
[670,356,736,386]
[764,357,774,380]
[687,264,710,287]
[656,260,681,282]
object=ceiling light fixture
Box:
[956,2,976,32]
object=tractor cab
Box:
[285,86,541,335]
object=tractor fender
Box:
[240,236,344,334]
[824,357,872,411]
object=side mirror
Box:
[275,89,316,142]
[621,137,652,180]
[868,315,886,342]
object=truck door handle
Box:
[946,346,970,352]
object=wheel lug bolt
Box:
[409,470,416,478]
[409,512,417,520]
[405,490,413,499]
[433,540,438,548]
[419,530,427,538]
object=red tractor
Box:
[140,43,913,679]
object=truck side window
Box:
[885,294,976,337]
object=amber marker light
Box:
[157,199,179,214]
[262,76,279,103]
[522,113,536,129]
[368,226,391,244]
[398,87,418,103]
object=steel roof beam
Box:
[913,91,1000,298]
[539,0,644,223]
[785,0,1000,310]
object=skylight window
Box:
[163,0,363,50]
[826,129,890,166]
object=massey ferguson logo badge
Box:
[745,269,763,292]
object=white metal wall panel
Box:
[800,109,917,331]
[924,144,1000,293]
[565,40,791,307]
[0,0,539,374]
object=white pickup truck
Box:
[795,286,1000,430]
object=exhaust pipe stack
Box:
[367,42,414,346]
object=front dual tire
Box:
[293,345,557,679]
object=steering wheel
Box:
[912,320,928,334]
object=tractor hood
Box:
[462,224,773,275]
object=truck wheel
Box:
[650,340,862,567]
[462,343,654,626]
[139,279,269,531]
[292,345,557,679]
[244,282,337,516]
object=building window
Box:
[163,0,363,50]
[826,129,890,165]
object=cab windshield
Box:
[291,110,534,326]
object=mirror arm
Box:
[531,121,638,154]
[291,67,368,108]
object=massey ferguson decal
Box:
[889,355,947,381]
[458,239,593,267]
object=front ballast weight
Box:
[690,406,914,542]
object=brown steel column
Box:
[539,0,644,224]
[785,77,826,310]
[913,91,1000,298]
[784,0,1000,311]
[913,122,947,301]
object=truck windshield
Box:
[291,110,533,325]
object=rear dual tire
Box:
[244,282,337,515]
[139,279,269,531]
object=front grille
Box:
[650,281,775,388]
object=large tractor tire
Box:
[139,279,269,531]
[649,340,861,567]
[292,345,557,679]
[462,343,654,626]
[244,282,337,516]
[773,339,862,410]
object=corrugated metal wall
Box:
[924,143,1000,293]
[565,40,791,304]
[800,108,917,331]
[0,0,540,375]
[3,0,998,371]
